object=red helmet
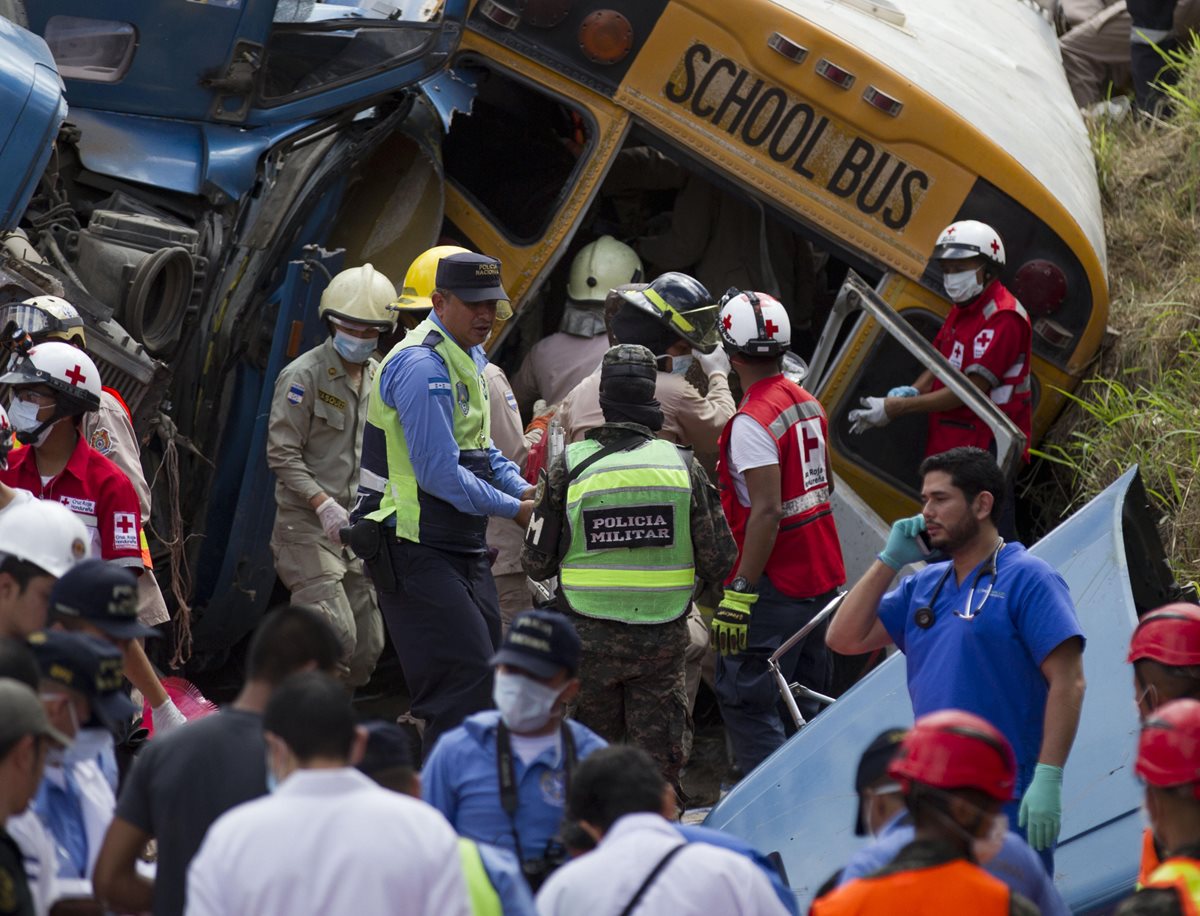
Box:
[1128,604,1200,667]
[1136,698,1200,799]
[888,709,1017,801]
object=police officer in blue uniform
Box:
[352,252,535,756]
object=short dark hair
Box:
[918,447,1005,521]
[567,745,665,833]
[905,782,997,831]
[0,556,51,591]
[263,671,356,762]
[245,605,342,685]
[0,637,39,689]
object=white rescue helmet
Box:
[318,263,398,331]
[717,289,791,358]
[567,236,643,304]
[0,341,102,414]
[932,220,1006,269]
[0,296,87,347]
[0,403,12,470]
[0,499,91,578]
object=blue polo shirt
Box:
[422,711,607,864]
[878,543,1083,790]
[837,810,1068,916]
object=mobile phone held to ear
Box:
[916,530,946,563]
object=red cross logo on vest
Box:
[115,513,136,537]
[65,365,87,387]
[800,422,821,464]
[764,319,779,338]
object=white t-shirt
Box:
[727,414,779,507]
[508,730,560,766]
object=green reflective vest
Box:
[367,319,492,551]
[560,436,694,623]
[458,839,502,916]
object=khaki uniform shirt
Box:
[509,332,609,416]
[484,363,530,577]
[267,338,375,534]
[83,390,169,626]
[557,368,735,471]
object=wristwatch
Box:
[728,576,756,594]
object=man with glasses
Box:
[352,252,535,756]
[827,447,1084,872]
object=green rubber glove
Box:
[1018,763,1063,851]
[711,589,758,656]
[878,514,927,571]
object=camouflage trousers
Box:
[568,611,691,788]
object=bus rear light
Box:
[815,58,856,89]
[478,0,521,29]
[1014,259,1068,315]
[863,85,903,116]
[579,10,633,64]
[767,32,809,63]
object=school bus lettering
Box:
[663,42,929,230]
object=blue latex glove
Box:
[878,514,927,571]
[887,385,919,398]
[1019,763,1063,850]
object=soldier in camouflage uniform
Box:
[522,344,736,792]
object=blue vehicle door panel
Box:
[0,18,67,231]
[25,0,467,127]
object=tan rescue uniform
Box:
[266,338,383,686]
[483,363,535,631]
[83,391,169,626]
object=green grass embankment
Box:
[1029,48,1200,587]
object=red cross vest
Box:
[717,375,845,600]
[928,279,1032,462]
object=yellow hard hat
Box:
[396,245,513,321]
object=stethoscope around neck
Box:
[913,537,1005,630]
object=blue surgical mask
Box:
[659,353,693,376]
[265,753,280,793]
[493,670,565,733]
[332,330,378,364]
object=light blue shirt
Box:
[379,313,527,519]
[837,810,1069,916]
[422,710,607,864]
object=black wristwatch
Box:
[728,576,756,594]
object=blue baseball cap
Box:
[491,609,580,679]
[49,559,158,641]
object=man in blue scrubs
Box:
[827,447,1085,872]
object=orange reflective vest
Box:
[811,859,1010,916]
[1144,857,1200,916]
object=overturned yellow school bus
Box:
[442,0,1105,521]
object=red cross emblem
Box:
[722,314,733,331]
[945,225,956,235]
[764,319,779,337]
[65,364,87,387]
[800,423,821,463]
[114,513,136,536]
[990,239,1000,255]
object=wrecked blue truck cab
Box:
[2,0,467,664]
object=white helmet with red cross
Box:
[717,289,791,357]
[0,341,102,414]
[932,220,1006,269]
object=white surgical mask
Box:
[64,727,114,768]
[972,813,1007,865]
[943,269,984,304]
[493,670,565,733]
[8,399,53,446]
[332,330,378,365]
